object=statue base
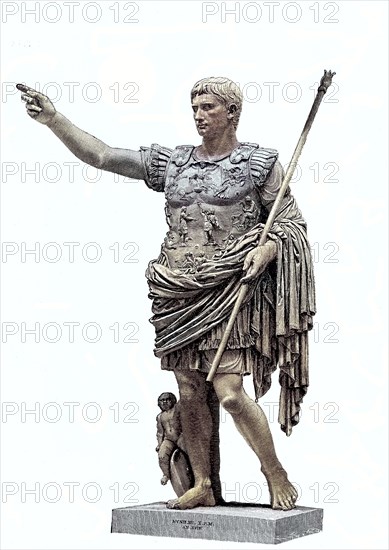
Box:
[111,502,323,544]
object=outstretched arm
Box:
[17,84,146,180]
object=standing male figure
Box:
[155,392,185,486]
[18,77,315,512]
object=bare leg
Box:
[213,373,298,511]
[166,370,215,510]
[158,439,175,485]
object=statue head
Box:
[190,77,243,130]
[158,392,177,411]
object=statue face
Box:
[191,93,231,138]
[158,394,174,411]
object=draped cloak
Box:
[141,143,316,436]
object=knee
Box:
[219,392,244,415]
[158,452,170,466]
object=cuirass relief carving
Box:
[162,147,263,271]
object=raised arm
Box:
[17,84,146,180]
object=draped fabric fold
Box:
[146,194,316,436]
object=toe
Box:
[166,499,179,509]
[279,496,289,510]
[285,496,294,509]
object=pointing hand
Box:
[17,83,56,125]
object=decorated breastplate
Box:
[161,143,275,271]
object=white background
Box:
[1,1,388,549]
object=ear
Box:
[227,103,237,119]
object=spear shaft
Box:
[206,70,336,383]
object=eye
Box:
[192,106,198,113]
[202,103,213,111]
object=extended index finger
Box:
[16,83,39,97]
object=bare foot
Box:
[166,479,215,510]
[160,475,169,485]
[266,470,298,511]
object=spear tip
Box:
[318,69,336,93]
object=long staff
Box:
[206,69,336,383]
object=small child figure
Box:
[156,392,185,485]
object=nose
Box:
[194,108,204,121]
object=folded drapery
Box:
[146,195,316,436]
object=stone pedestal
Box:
[111,502,323,544]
